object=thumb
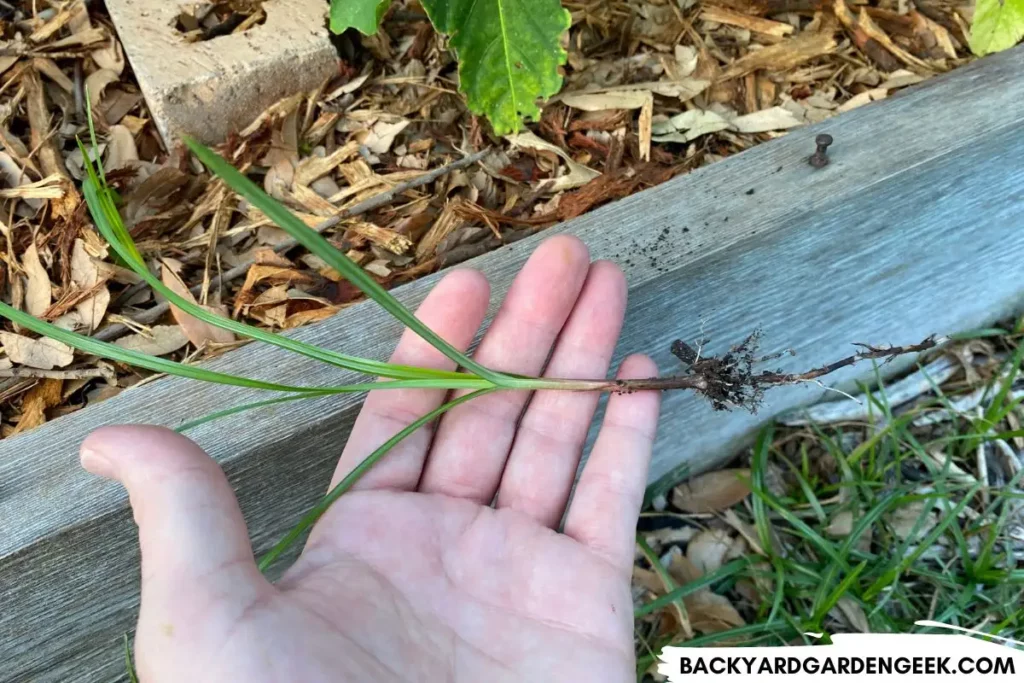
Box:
[80,425,262,592]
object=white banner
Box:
[658,625,1024,682]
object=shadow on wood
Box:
[2,46,1023,681]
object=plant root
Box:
[615,329,945,412]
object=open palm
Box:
[81,236,661,682]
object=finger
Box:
[329,268,490,491]
[563,355,661,571]
[418,235,591,502]
[495,261,627,527]
[79,425,266,601]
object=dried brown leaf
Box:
[21,242,52,317]
[686,590,747,634]
[161,260,236,347]
[11,378,63,435]
[672,468,752,513]
[70,239,110,332]
[687,529,734,575]
[832,596,871,633]
[85,69,120,108]
[0,332,74,369]
[114,325,189,356]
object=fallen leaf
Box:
[85,68,120,108]
[161,260,236,347]
[361,119,410,155]
[730,106,805,132]
[687,529,734,575]
[836,87,888,113]
[105,125,138,171]
[832,596,870,633]
[505,131,601,192]
[11,378,63,435]
[114,325,189,356]
[560,90,652,110]
[668,548,704,585]
[651,110,732,143]
[70,239,110,332]
[0,332,74,369]
[687,590,746,634]
[21,242,52,316]
[92,40,125,74]
[672,468,752,513]
[887,499,937,542]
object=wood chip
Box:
[722,30,839,79]
[10,378,63,435]
[702,6,796,38]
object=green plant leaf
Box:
[329,0,392,34]
[970,0,1024,55]
[78,143,469,383]
[0,299,320,393]
[419,0,570,134]
[182,137,503,384]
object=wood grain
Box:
[2,46,1023,680]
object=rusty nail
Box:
[809,133,833,168]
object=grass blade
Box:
[123,633,138,683]
[258,388,495,571]
[79,161,469,383]
[634,558,749,618]
[0,300,322,393]
[183,137,502,384]
[173,374,499,431]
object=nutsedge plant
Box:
[0,105,941,572]
[0,116,629,572]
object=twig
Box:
[93,148,490,342]
[0,366,114,380]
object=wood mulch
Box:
[0,0,975,434]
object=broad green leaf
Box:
[329,0,392,35]
[182,137,503,384]
[419,0,570,134]
[970,0,1024,55]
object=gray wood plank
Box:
[2,46,1024,681]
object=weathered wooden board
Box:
[2,46,1024,681]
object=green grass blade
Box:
[257,388,495,572]
[176,392,338,431]
[174,374,498,431]
[812,561,867,624]
[182,137,502,383]
[123,633,138,683]
[0,300,324,393]
[634,558,749,618]
[79,169,468,383]
[863,484,981,600]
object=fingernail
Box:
[80,444,115,478]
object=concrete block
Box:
[105,0,338,146]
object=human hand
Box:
[81,235,661,682]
